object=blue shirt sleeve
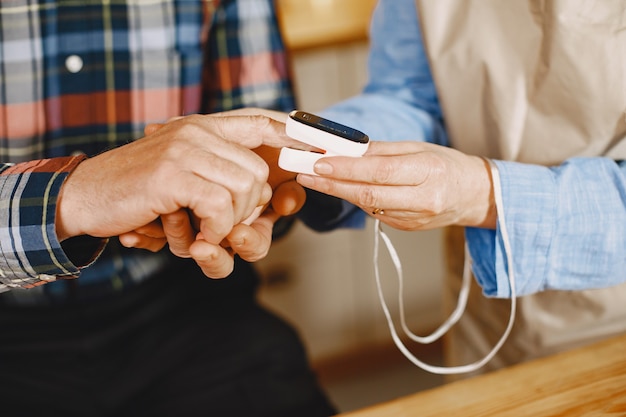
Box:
[320,0,446,144]
[467,158,626,297]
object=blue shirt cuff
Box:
[467,158,626,298]
[466,160,556,298]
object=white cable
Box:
[373,159,517,374]
[377,225,472,345]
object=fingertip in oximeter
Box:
[278,110,369,175]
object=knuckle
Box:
[158,139,189,163]
[164,211,187,226]
[248,115,278,146]
[251,114,272,131]
[356,185,379,208]
[175,117,203,137]
[206,221,230,241]
[241,161,269,189]
[210,189,232,212]
[253,159,270,182]
[371,161,396,184]
[164,222,189,240]
[231,171,257,196]
[429,154,448,178]
[420,156,448,215]
[212,117,229,140]
[429,191,447,215]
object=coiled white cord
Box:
[373,159,517,374]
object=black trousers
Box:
[0,258,336,417]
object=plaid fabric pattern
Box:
[0,0,295,295]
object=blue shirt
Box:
[317,0,626,298]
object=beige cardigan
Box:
[415,0,626,375]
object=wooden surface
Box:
[276,0,377,51]
[339,333,626,416]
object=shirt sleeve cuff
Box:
[0,156,107,290]
[297,189,367,231]
[465,160,556,298]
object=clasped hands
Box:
[56,109,498,280]
[56,109,307,279]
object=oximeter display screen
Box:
[290,111,369,144]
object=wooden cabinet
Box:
[276,0,378,51]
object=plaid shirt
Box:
[0,0,294,298]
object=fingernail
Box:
[297,174,314,187]
[314,161,332,175]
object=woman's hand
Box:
[295,141,496,231]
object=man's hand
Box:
[56,113,295,277]
[118,179,305,278]
[73,110,307,278]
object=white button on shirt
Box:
[37,274,57,282]
[65,54,84,73]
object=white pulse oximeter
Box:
[278,110,369,175]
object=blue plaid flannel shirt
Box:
[0,0,295,299]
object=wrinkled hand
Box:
[57,113,297,278]
[119,207,281,277]
[119,180,305,278]
[115,110,307,277]
[295,141,496,231]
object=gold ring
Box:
[372,208,385,215]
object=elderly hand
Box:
[295,141,497,231]
[114,110,307,278]
[57,112,302,278]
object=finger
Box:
[182,144,269,224]
[158,115,274,223]
[242,204,266,226]
[296,174,419,214]
[209,107,287,122]
[118,232,168,252]
[364,141,432,156]
[260,182,272,207]
[189,239,235,279]
[176,179,235,245]
[174,172,262,247]
[161,209,196,258]
[206,114,302,149]
[132,220,166,239]
[272,180,306,216]
[312,153,428,185]
[255,145,312,193]
[227,210,279,262]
